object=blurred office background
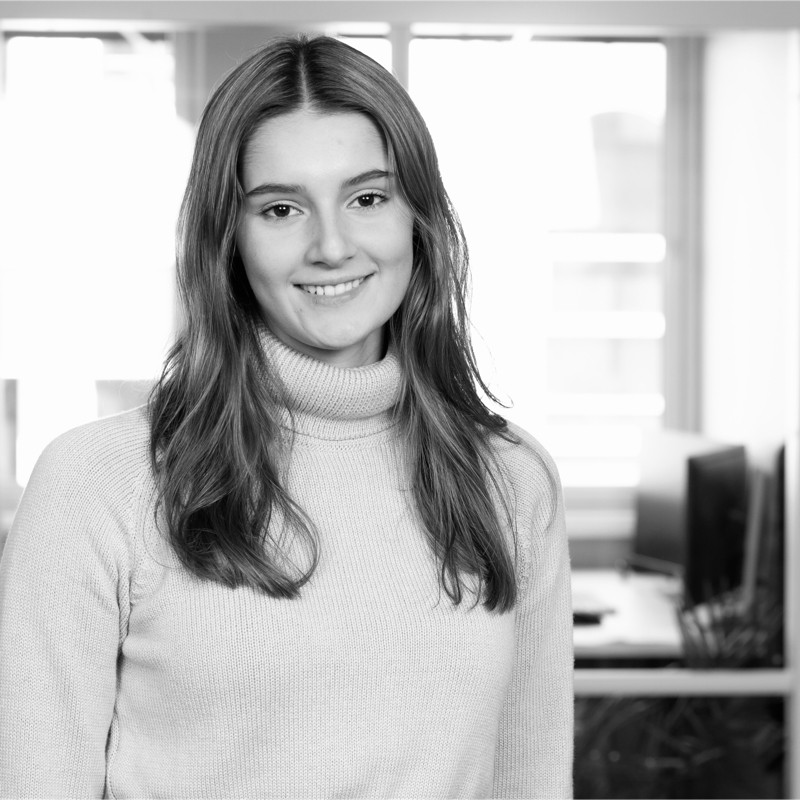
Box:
[0,2,798,797]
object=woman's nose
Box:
[306,211,357,268]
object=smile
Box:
[298,276,368,297]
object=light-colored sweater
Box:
[0,332,573,799]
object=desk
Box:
[572,568,684,661]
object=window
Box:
[0,32,189,503]
[408,35,667,497]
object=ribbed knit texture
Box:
[0,331,573,799]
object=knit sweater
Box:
[0,332,573,799]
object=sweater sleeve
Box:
[493,448,574,799]
[0,426,133,798]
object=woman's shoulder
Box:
[483,419,565,550]
[7,407,155,586]
[30,405,153,496]
[488,420,562,502]
[486,421,568,592]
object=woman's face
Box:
[236,109,414,368]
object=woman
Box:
[0,35,573,798]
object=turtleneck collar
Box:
[257,326,402,441]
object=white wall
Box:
[702,32,798,469]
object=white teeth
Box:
[301,276,366,296]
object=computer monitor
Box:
[633,429,747,604]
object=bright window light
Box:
[0,34,191,484]
[409,37,667,488]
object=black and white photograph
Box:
[0,2,798,798]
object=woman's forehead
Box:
[246,110,384,156]
[240,110,388,189]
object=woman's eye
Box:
[351,192,386,209]
[263,204,298,220]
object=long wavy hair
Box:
[149,34,520,611]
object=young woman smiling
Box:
[236,110,414,367]
[0,35,573,798]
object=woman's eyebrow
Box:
[245,181,304,198]
[245,169,392,198]
[343,169,393,188]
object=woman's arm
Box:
[0,427,131,798]
[493,451,574,799]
